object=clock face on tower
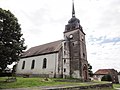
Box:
[69,34,73,39]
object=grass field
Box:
[0,77,116,89]
[113,83,120,89]
[0,77,76,89]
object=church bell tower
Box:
[62,0,88,80]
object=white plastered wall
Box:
[118,75,120,83]
[16,53,58,77]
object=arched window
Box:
[22,61,25,69]
[31,60,35,69]
[64,68,66,72]
[43,58,47,69]
[64,59,66,64]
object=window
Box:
[64,68,66,72]
[31,60,35,69]
[64,59,66,64]
[58,68,60,73]
[43,58,47,69]
[22,61,25,69]
[83,53,85,58]
[64,42,66,47]
[72,42,74,46]
[82,36,84,41]
[64,51,66,55]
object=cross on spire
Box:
[72,0,75,17]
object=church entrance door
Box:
[83,64,88,81]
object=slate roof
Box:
[94,69,118,75]
[118,72,120,75]
[21,40,63,58]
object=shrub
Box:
[101,74,112,81]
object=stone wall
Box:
[45,83,113,90]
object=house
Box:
[93,69,119,83]
[118,72,120,83]
[16,1,89,81]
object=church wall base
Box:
[16,74,64,78]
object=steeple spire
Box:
[72,0,75,17]
[65,0,82,32]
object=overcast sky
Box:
[0,0,120,72]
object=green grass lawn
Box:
[113,84,120,88]
[0,77,86,89]
[0,77,114,89]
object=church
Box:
[16,1,89,81]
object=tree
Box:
[88,63,93,77]
[0,8,26,72]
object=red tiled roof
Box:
[22,40,63,58]
[94,69,117,75]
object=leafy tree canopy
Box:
[0,8,26,72]
[88,63,93,77]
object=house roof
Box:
[21,40,63,58]
[118,72,120,75]
[94,69,118,75]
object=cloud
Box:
[88,36,120,45]
[84,0,120,72]
[100,37,120,44]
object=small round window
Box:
[69,34,73,39]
